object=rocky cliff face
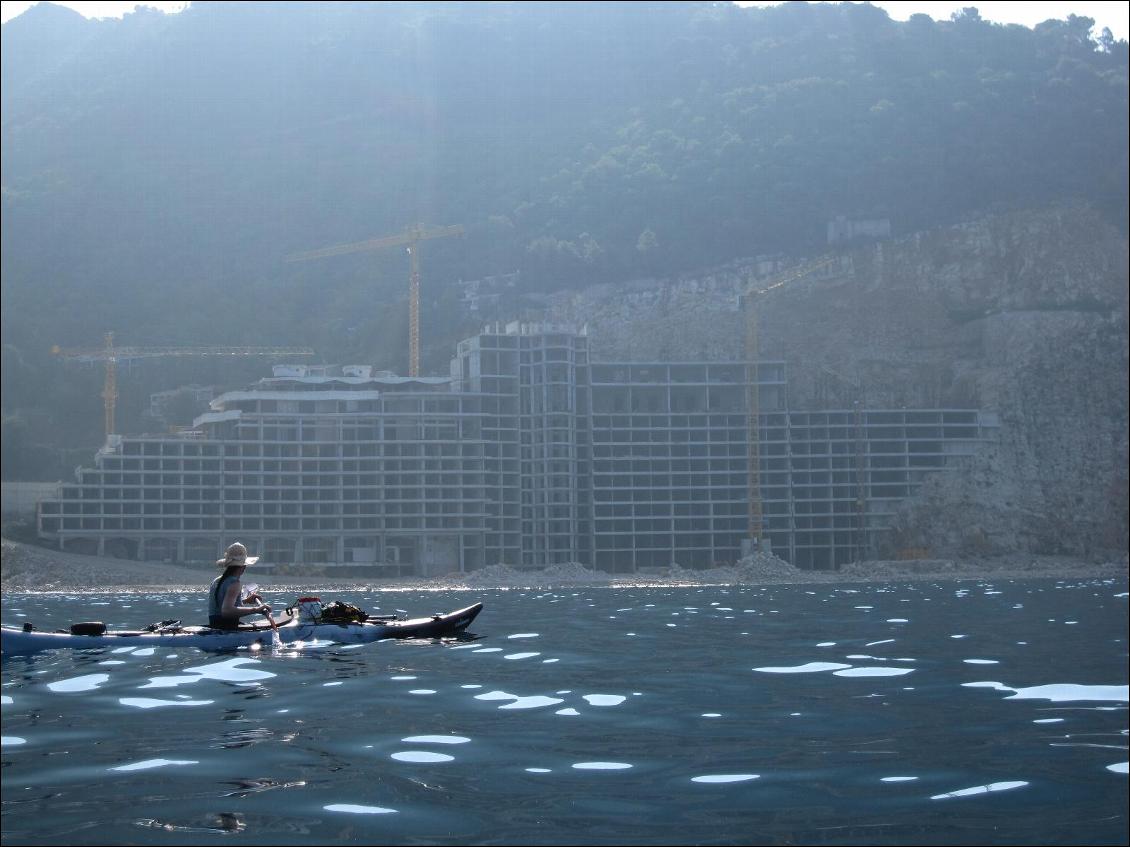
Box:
[542,205,1129,556]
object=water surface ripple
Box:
[2,578,1127,845]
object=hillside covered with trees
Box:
[2,0,1127,479]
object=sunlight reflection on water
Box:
[2,579,1126,846]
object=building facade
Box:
[38,323,994,571]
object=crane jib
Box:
[284,223,465,377]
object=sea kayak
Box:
[0,602,484,655]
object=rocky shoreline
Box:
[2,538,1125,595]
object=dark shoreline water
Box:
[2,577,1127,846]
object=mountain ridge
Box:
[2,1,1127,512]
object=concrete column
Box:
[294,536,304,564]
[335,535,344,565]
[97,537,105,556]
[176,537,186,563]
[137,538,146,562]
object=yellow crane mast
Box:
[741,256,838,550]
[53,332,316,440]
[286,223,465,377]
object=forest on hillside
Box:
[2,1,1127,479]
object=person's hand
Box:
[259,604,272,616]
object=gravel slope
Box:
[2,538,1124,595]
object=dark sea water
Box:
[2,577,1127,846]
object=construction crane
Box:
[52,332,316,440]
[740,256,838,551]
[286,223,465,377]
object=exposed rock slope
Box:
[543,205,1129,556]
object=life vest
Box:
[208,572,242,628]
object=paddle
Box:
[259,605,283,649]
[243,582,277,632]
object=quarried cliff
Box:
[542,205,1129,556]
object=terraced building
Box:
[38,323,994,572]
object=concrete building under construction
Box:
[37,323,995,573]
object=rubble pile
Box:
[839,559,961,579]
[660,551,809,585]
[461,564,524,588]
[1,537,203,591]
[731,551,809,583]
[541,561,609,583]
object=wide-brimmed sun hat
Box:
[216,541,260,567]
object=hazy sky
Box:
[1,0,1127,41]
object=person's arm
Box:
[221,580,270,619]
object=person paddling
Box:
[208,542,272,630]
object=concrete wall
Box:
[1,482,61,519]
